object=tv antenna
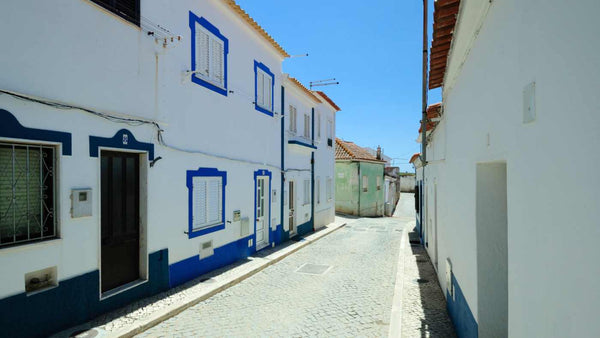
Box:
[309,78,339,90]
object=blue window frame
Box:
[186,167,227,238]
[189,12,229,96]
[254,61,275,116]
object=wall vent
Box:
[199,240,214,260]
[25,266,58,294]
[240,217,250,237]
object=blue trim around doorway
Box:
[253,169,272,252]
[89,129,154,160]
[0,249,169,338]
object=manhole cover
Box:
[414,278,429,284]
[295,263,332,275]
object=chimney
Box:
[376,145,382,160]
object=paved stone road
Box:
[138,216,406,337]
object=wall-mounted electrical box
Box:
[71,188,92,218]
[199,241,214,260]
[240,217,250,237]
[233,210,241,222]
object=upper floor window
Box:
[316,111,321,140]
[189,12,228,96]
[327,119,333,147]
[303,179,310,205]
[90,0,140,26]
[254,61,274,116]
[289,105,297,134]
[303,113,311,139]
[0,143,56,247]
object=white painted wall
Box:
[0,0,291,299]
[424,0,600,336]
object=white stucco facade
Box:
[418,0,600,336]
[0,1,338,335]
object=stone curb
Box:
[110,221,349,337]
[388,221,408,338]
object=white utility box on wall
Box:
[71,188,92,218]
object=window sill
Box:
[255,104,274,117]
[288,137,316,150]
[0,238,62,255]
[191,74,227,96]
[188,222,225,239]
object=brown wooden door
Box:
[101,151,140,293]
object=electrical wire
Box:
[0,88,312,171]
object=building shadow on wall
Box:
[407,226,457,337]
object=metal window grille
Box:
[0,143,56,247]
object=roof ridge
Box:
[336,138,356,158]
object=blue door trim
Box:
[253,169,272,251]
[0,109,72,155]
[89,129,154,160]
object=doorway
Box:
[100,151,141,293]
[288,181,295,236]
[476,162,508,337]
[255,175,270,250]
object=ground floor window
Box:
[303,179,310,205]
[316,177,321,204]
[0,143,56,247]
[192,176,223,230]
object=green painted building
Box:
[335,138,386,216]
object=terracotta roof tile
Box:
[287,77,321,104]
[222,0,289,58]
[428,0,460,89]
[335,138,385,162]
[314,91,341,112]
[409,153,421,163]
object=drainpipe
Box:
[420,0,429,240]
[280,85,285,242]
[311,107,315,231]
[357,161,361,216]
[421,0,429,168]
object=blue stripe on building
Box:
[447,274,478,338]
[0,249,169,338]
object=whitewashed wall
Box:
[426,0,600,336]
[0,0,284,299]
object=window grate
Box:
[0,143,56,247]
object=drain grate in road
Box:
[295,263,332,275]
[414,278,429,284]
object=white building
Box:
[0,0,339,336]
[415,0,600,337]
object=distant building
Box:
[334,139,386,216]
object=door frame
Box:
[288,179,296,236]
[97,147,148,299]
[253,169,272,251]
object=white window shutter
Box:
[206,179,222,224]
[192,177,207,228]
[257,71,264,107]
[265,76,272,110]
[195,27,210,78]
[211,38,224,86]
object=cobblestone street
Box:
[138,216,406,337]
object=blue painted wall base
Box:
[296,220,314,237]
[169,236,254,288]
[0,249,169,338]
[447,274,478,338]
[271,224,289,245]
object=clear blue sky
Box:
[236,0,440,171]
